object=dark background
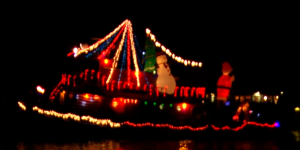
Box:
[1,3,298,98]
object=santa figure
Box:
[156,52,176,95]
[216,62,235,101]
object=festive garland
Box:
[145,28,202,67]
[18,102,277,131]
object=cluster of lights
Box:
[32,105,121,128]
[19,102,277,131]
[74,20,128,57]
[146,28,202,67]
[18,101,26,111]
[50,72,205,100]
[106,21,129,84]
[128,21,140,87]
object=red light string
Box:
[20,101,276,131]
[101,25,126,59]
[126,26,131,86]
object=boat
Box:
[18,19,279,132]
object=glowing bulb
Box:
[182,103,187,109]
[73,47,78,53]
[169,104,173,107]
[155,42,161,47]
[295,107,300,112]
[146,28,150,34]
[112,101,118,108]
[199,62,202,67]
[84,94,89,99]
[104,59,108,64]
[142,51,145,55]
[264,96,267,101]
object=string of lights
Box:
[118,35,128,83]
[75,20,128,56]
[126,25,131,85]
[128,22,140,87]
[18,102,277,131]
[31,105,121,128]
[145,28,202,68]
[98,25,126,59]
[134,35,149,86]
[86,29,119,58]
[106,22,128,84]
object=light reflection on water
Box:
[13,140,287,150]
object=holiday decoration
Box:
[143,30,156,72]
[156,52,176,94]
[18,102,277,131]
[145,28,202,68]
[216,62,234,101]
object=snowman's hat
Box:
[156,51,165,57]
[222,62,232,72]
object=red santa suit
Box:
[217,62,233,100]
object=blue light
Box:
[134,35,149,86]
[81,101,86,106]
[118,35,127,83]
[225,101,230,106]
[257,113,260,117]
[274,121,280,128]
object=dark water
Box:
[1,139,299,150]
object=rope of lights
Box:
[106,22,128,84]
[86,28,120,58]
[118,35,128,83]
[18,102,26,111]
[145,28,202,67]
[49,79,63,100]
[18,102,277,131]
[75,20,128,56]
[32,105,121,128]
[128,22,140,87]
[134,35,150,86]
[126,25,131,85]
[99,25,126,59]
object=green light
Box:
[144,101,147,105]
[153,102,156,106]
[170,104,173,107]
[161,103,164,106]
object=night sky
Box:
[2,3,298,96]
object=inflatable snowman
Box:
[156,52,176,95]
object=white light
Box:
[73,47,78,53]
[281,91,283,95]
[81,101,86,106]
[142,51,145,55]
[177,106,181,111]
[257,113,260,117]
[153,71,156,74]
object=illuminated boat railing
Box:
[49,69,205,100]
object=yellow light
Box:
[264,96,267,101]
[63,91,65,94]
[104,59,109,64]
[146,28,151,34]
[199,62,202,67]
[182,103,187,109]
[106,22,128,83]
[161,46,166,51]
[112,101,118,108]
[155,42,161,47]
[84,94,89,99]
[295,107,300,112]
